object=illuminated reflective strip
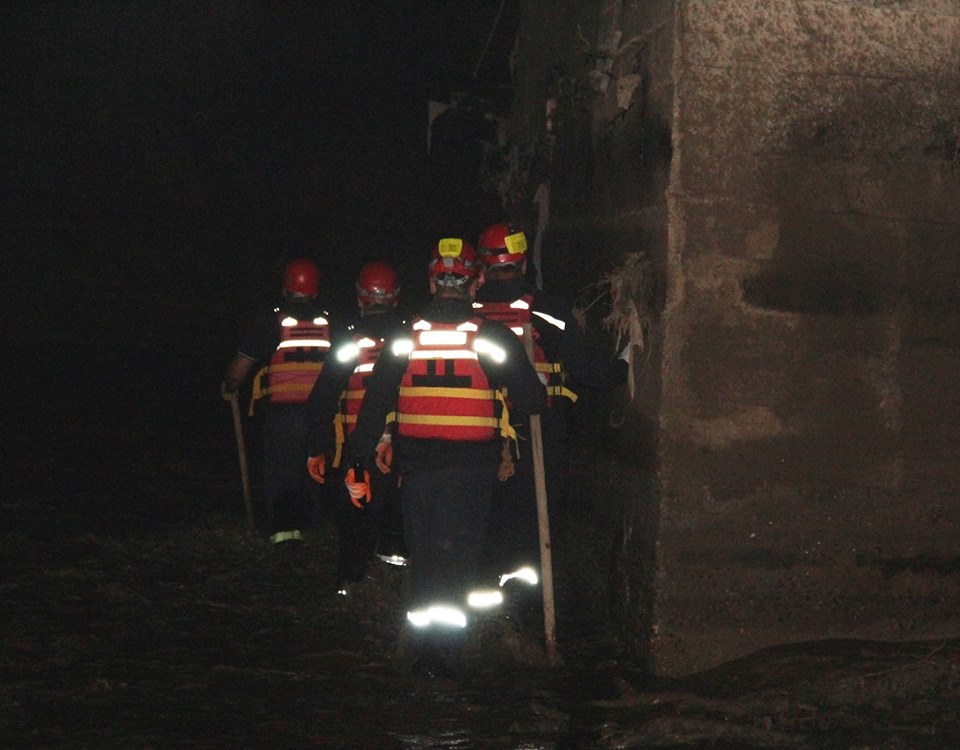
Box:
[281,316,298,326]
[407,610,431,627]
[397,387,495,399]
[419,330,467,346]
[499,566,539,587]
[410,349,478,360]
[510,299,530,309]
[412,319,431,330]
[336,342,361,362]
[406,606,468,629]
[356,337,377,348]
[354,362,375,372]
[277,339,331,348]
[472,337,506,363]
[510,326,524,336]
[270,530,303,544]
[313,316,329,325]
[467,590,504,609]
[392,338,414,355]
[532,310,566,330]
[456,321,479,331]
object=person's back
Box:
[306,260,406,593]
[347,238,545,678]
[472,223,626,601]
[221,258,332,549]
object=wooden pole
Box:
[522,324,558,664]
[227,391,256,533]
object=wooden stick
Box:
[522,324,558,665]
[227,391,255,533]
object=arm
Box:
[305,355,352,457]
[347,342,407,462]
[481,320,546,418]
[222,353,257,394]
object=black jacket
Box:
[477,277,625,392]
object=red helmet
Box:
[477,223,527,267]
[283,259,320,297]
[428,238,480,287]
[356,261,399,306]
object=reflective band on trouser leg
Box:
[270,530,303,544]
[406,605,468,629]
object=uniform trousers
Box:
[401,464,495,660]
[262,404,321,538]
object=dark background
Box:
[3,2,521,494]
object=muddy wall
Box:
[513,0,960,676]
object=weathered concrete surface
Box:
[513,0,960,676]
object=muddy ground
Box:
[4,404,959,750]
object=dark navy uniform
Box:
[349,296,545,674]
[234,297,332,542]
[306,309,406,586]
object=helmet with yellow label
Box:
[428,238,480,288]
[477,223,527,268]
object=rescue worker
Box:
[472,222,626,600]
[221,258,332,551]
[305,260,406,596]
[345,238,545,678]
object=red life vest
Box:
[472,295,577,406]
[331,333,386,467]
[251,312,330,411]
[395,317,504,442]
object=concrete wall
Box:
[514,0,960,676]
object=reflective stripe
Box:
[270,530,303,544]
[531,310,566,330]
[335,342,361,362]
[278,338,331,348]
[499,566,539,587]
[467,589,504,609]
[406,605,468,629]
[420,330,467,346]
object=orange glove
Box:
[306,455,326,484]
[374,434,393,474]
[345,467,371,509]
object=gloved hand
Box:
[220,381,238,400]
[345,467,371,509]
[306,454,326,484]
[374,433,393,474]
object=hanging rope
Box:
[472,0,506,80]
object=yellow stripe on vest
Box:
[397,386,497,400]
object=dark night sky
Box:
[2,2,520,457]
[4,2,519,315]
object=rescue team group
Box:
[220,223,625,678]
